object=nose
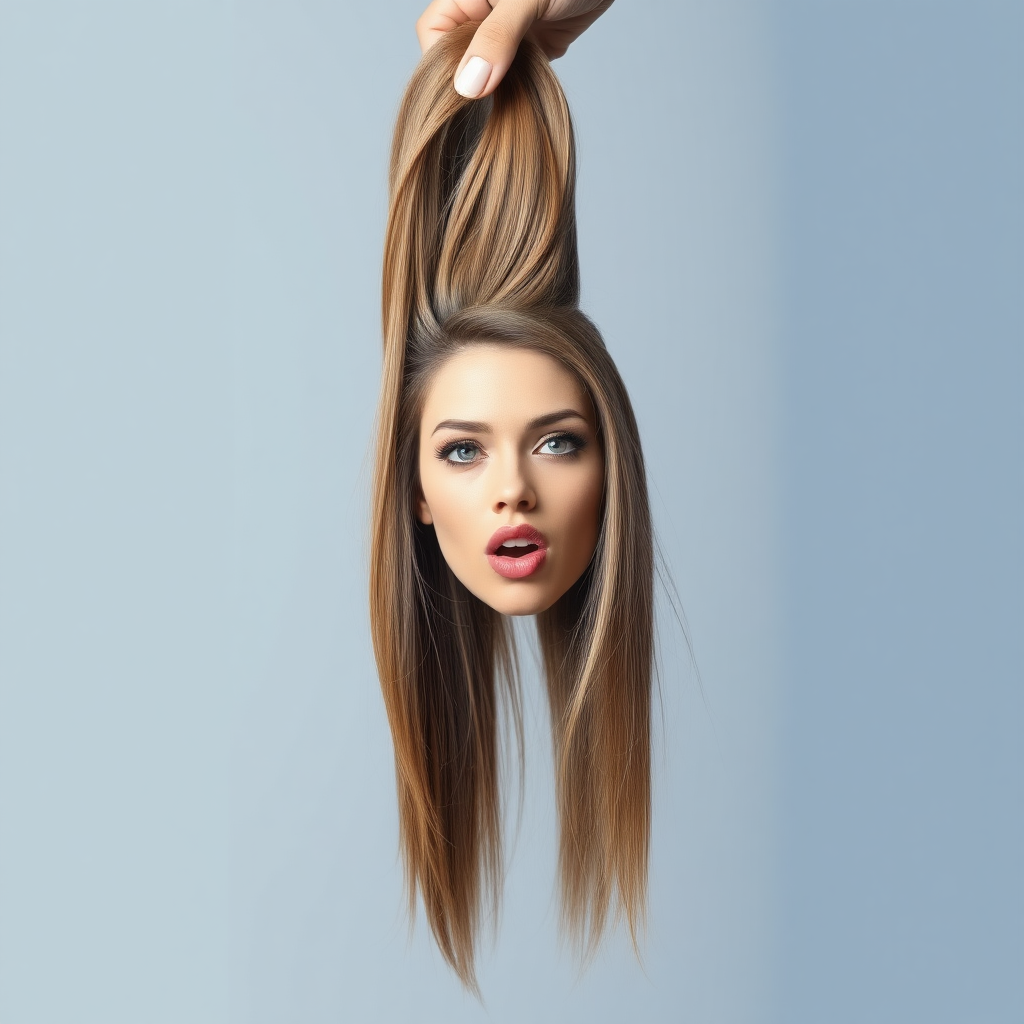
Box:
[492,454,537,514]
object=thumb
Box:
[453,0,540,99]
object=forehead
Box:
[420,344,590,424]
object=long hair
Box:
[370,25,653,990]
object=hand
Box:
[416,0,615,99]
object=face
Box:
[416,344,604,617]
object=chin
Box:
[493,595,552,617]
[473,582,559,618]
[462,581,557,618]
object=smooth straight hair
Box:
[370,25,654,991]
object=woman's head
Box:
[415,340,603,617]
[370,25,653,991]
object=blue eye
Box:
[537,432,586,457]
[438,442,480,464]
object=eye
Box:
[536,432,586,457]
[436,440,481,465]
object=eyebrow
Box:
[431,408,589,437]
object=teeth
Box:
[500,539,532,548]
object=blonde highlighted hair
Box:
[370,26,653,990]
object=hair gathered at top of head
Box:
[383,24,582,363]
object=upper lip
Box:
[486,524,548,555]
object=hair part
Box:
[370,26,653,991]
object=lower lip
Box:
[487,548,547,579]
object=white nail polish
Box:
[454,56,491,99]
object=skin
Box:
[417,344,604,616]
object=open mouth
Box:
[487,526,548,579]
[497,541,540,558]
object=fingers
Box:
[453,1,542,99]
[416,1,494,54]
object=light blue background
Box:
[0,1,1019,1021]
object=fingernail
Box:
[454,56,491,99]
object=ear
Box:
[416,489,433,525]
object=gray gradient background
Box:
[0,1,1020,1022]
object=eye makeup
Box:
[435,439,481,464]
[434,430,588,466]
[534,430,587,457]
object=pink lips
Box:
[486,524,548,580]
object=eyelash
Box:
[434,431,588,466]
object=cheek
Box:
[553,457,604,546]
[418,453,443,520]
[419,456,468,537]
